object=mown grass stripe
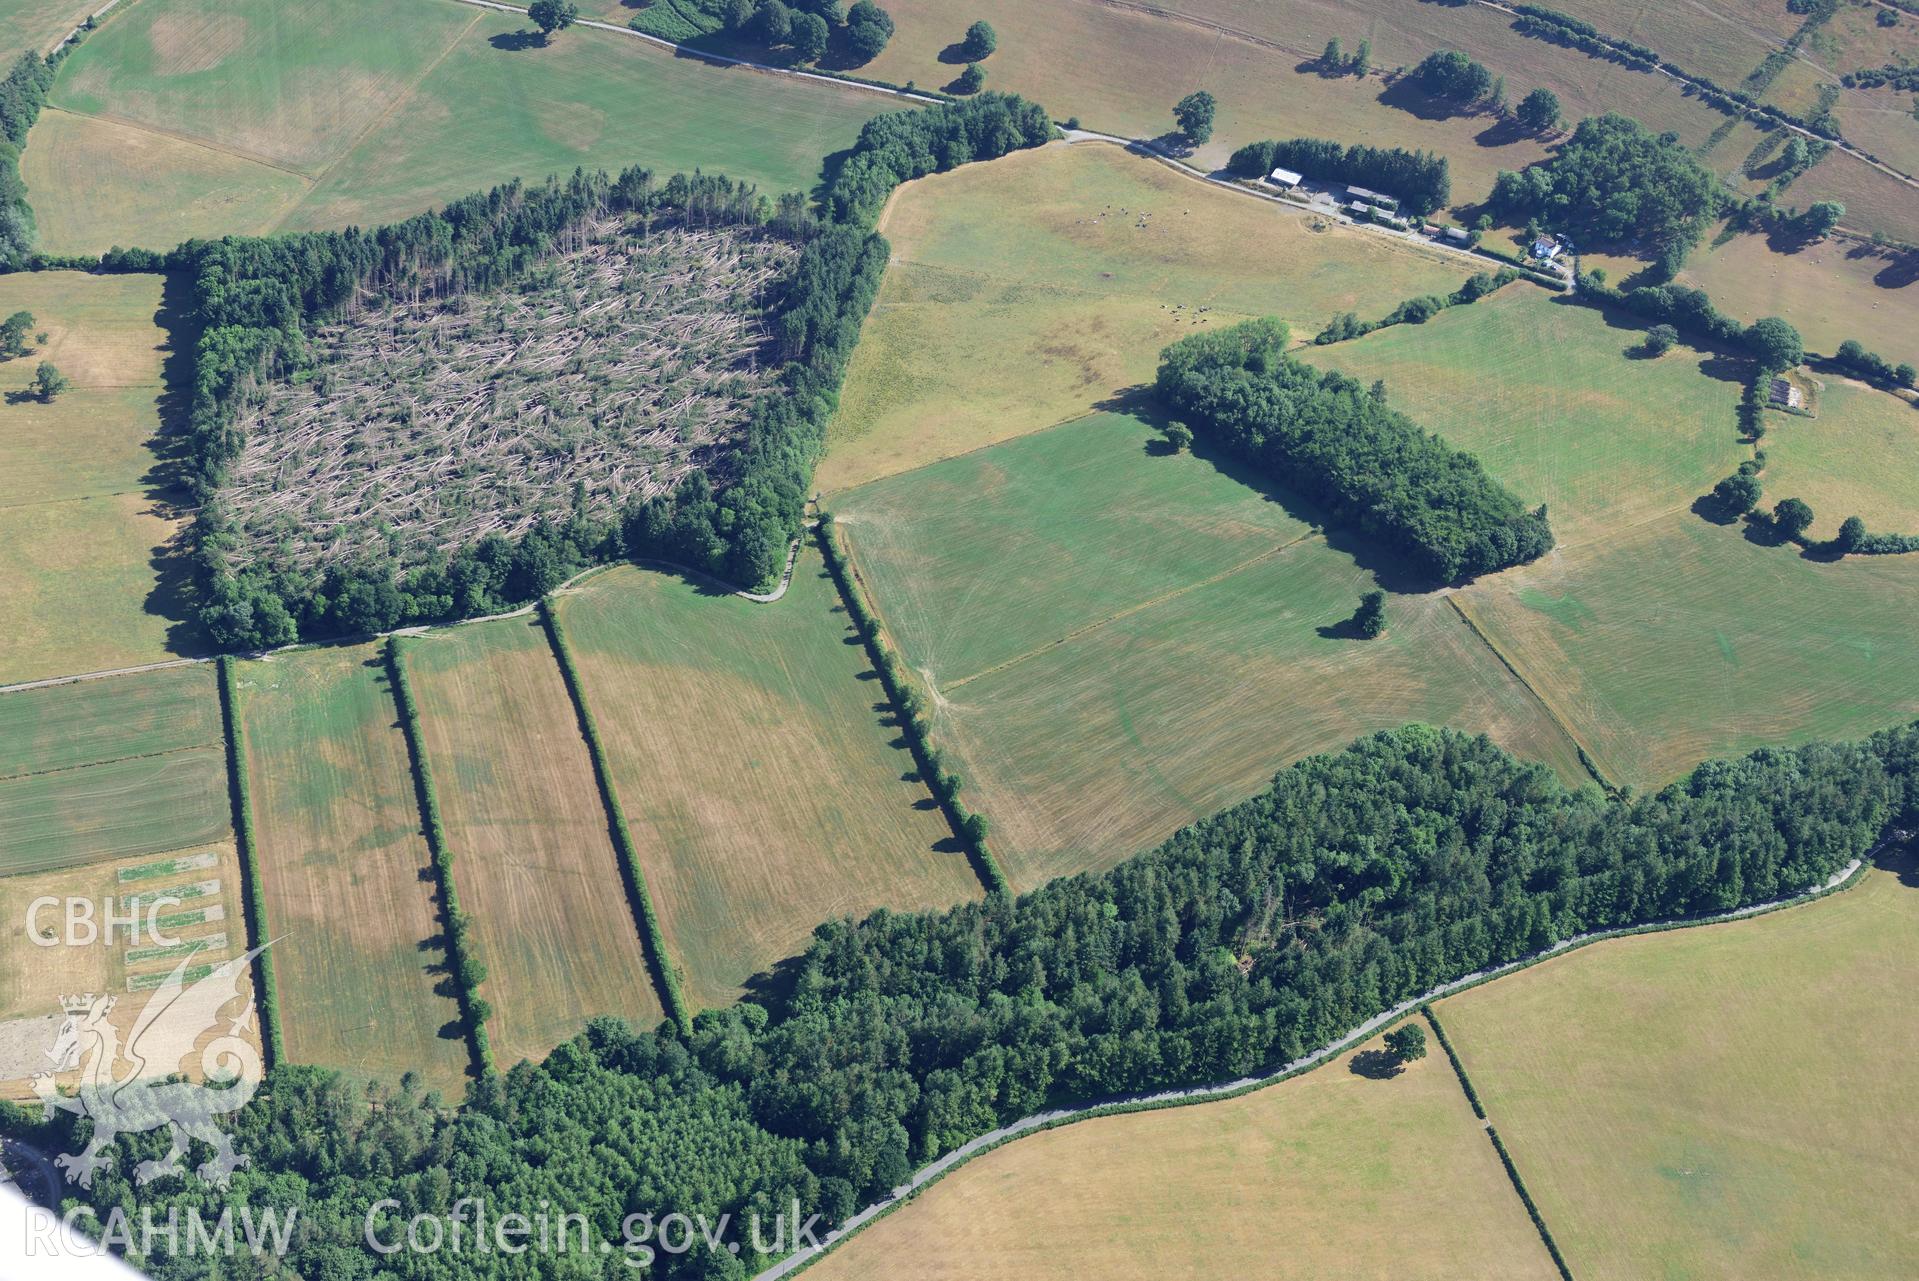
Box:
[384,636,496,1075]
[218,656,284,1068]
[537,598,691,1033]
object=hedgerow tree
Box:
[1385,1023,1427,1066]
[1321,37,1343,69]
[1161,420,1193,452]
[32,360,67,401]
[1641,323,1678,356]
[1799,200,1844,238]
[754,0,792,45]
[528,0,578,40]
[845,0,894,61]
[1745,316,1803,372]
[1774,497,1815,539]
[961,19,996,59]
[791,10,828,61]
[1515,86,1561,132]
[1353,39,1371,74]
[1174,90,1216,145]
[1712,471,1761,516]
[1836,515,1868,552]
[955,61,986,93]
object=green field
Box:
[557,556,980,1011]
[403,615,666,1067]
[24,0,895,254]
[1435,862,1919,1278]
[837,412,1588,888]
[1306,287,1749,548]
[0,746,230,876]
[1760,378,1919,541]
[1457,510,1919,789]
[0,271,197,683]
[822,142,1476,492]
[812,1018,1557,1281]
[237,645,470,1093]
[0,663,219,780]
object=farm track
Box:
[756,851,1874,1279]
[36,105,314,180]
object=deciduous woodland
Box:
[31,723,1914,1280]
[1156,318,1555,583]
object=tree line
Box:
[1314,268,1521,345]
[1155,317,1554,583]
[0,51,57,268]
[1226,136,1451,215]
[27,720,1917,1279]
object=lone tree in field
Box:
[32,361,68,402]
[1161,420,1193,452]
[961,19,996,59]
[1354,590,1386,639]
[1515,86,1561,132]
[1773,497,1815,540]
[1641,323,1678,356]
[0,310,33,358]
[1384,1023,1427,1067]
[1799,200,1844,239]
[954,61,986,93]
[1174,90,1216,145]
[528,0,578,40]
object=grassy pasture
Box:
[236,645,469,1093]
[1434,862,1919,1279]
[26,0,892,252]
[1518,0,1788,88]
[0,748,230,876]
[822,143,1476,492]
[403,615,665,1067]
[0,841,256,1102]
[1794,144,1919,245]
[1760,378,1919,540]
[1681,231,1919,369]
[810,1018,1557,1281]
[0,663,218,780]
[557,557,979,1012]
[0,271,197,683]
[837,413,1588,889]
[0,0,94,60]
[1456,509,1919,790]
[1305,287,1749,548]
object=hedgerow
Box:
[215,656,284,1068]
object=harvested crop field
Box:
[0,665,229,876]
[810,1017,1556,1281]
[1758,378,1919,541]
[0,0,96,61]
[402,615,665,1066]
[822,142,1476,492]
[27,0,893,252]
[223,219,791,579]
[836,413,1587,888]
[236,645,469,1092]
[0,271,198,682]
[557,557,980,1011]
[1305,286,1748,547]
[1433,860,1919,1278]
[0,841,256,1102]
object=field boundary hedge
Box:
[763,854,1873,1278]
[815,518,1010,897]
[383,637,495,1076]
[214,656,284,1068]
[536,598,693,1032]
[1426,1005,1576,1280]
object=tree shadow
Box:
[489,30,545,51]
[1376,78,1471,123]
[142,271,209,657]
[936,40,970,64]
[1474,117,1533,148]
[1873,251,1919,290]
[1349,1049,1404,1079]
[1741,513,1790,548]
[1690,494,1741,527]
[811,143,858,213]
[1316,613,1369,640]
